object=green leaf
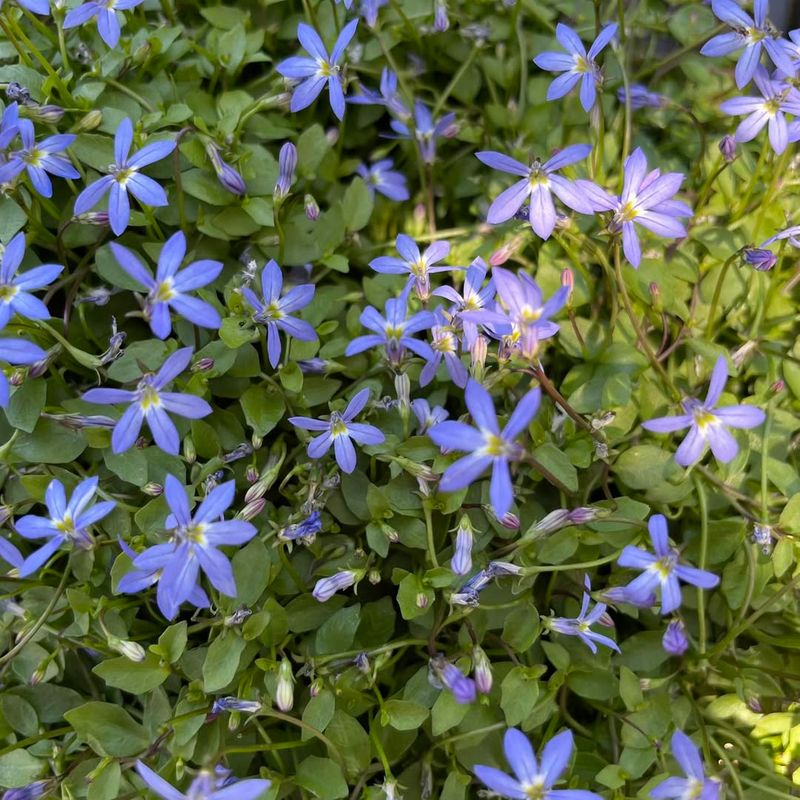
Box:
[13,419,87,464]
[342,178,374,232]
[431,690,468,735]
[153,622,188,664]
[614,445,680,491]
[219,316,256,348]
[315,605,360,656]
[0,750,46,788]
[301,690,336,740]
[295,756,348,800]
[500,667,540,726]
[93,654,170,693]
[0,197,27,242]
[240,385,285,436]
[5,379,46,434]
[182,168,235,205]
[619,665,644,711]
[231,538,271,605]
[64,702,149,757]
[202,631,246,692]
[530,443,578,493]
[383,699,429,731]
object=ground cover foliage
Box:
[0,0,798,798]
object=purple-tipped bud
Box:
[245,465,259,483]
[304,194,320,220]
[354,653,370,673]
[486,560,523,577]
[206,141,246,195]
[416,591,429,609]
[719,134,737,162]
[193,357,215,372]
[662,619,689,656]
[451,517,474,576]
[602,585,657,608]
[74,211,110,226]
[24,104,65,123]
[312,570,358,602]
[743,247,776,272]
[433,0,449,31]
[297,358,328,374]
[274,142,297,200]
[238,497,266,521]
[222,442,254,464]
[438,661,476,704]
[472,646,492,694]
[211,697,262,714]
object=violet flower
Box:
[242,259,315,368]
[349,68,410,119]
[474,727,603,800]
[435,660,476,704]
[0,119,78,197]
[533,23,618,111]
[73,118,176,236]
[616,514,720,614]
[313,569,358,601]
[662,619,689,656]
[370,234,456,301]
[618,84,666,109]
[548,575,620,654]
[345,286,436,364]
[0,338,46,407]
[420,309,467,387]
[277,20,359,120]
[411,397,449,434]
[125,475,257,620]
[110,231,222,339]
[476,144,593,238]
[289,388,385,473]
[135,761,270,800]
[577,147,692,268]
[63,0,145,48]
[15,477,115,577]
[432,256,495,350]
[428,378,540,518]
[641,355,766,466]
[651,731,721,799]
[719,66,800,154]
[389,101,456,164]
[701,0,795,89]
[0,232,63,330]
[356,159,409,202]
[82,347,212,455]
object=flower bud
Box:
[325,127,339,146]
[415,592,429,609]
[304,194,320,220]
[368,568,381,585]
[470,334,488,375]
[662,619,688,656]
[222,442,253,464]
[246,465,259,483]
[193,357,215,372]
[2,779,55,800]
[312,570,358,602]
[224,607,252,626]
[211,696,262,714]
[743,247,776,272]
[75,109,103,132]
[183,435,196,464]
[108,636,146,662]
[276,658,294,712]
[719,134,737,162]
[73,211,110,226]
[649,281,662,312]
[298,358,329,374]
[0,505,10,527]
[143,482,163,497]
[23,104,64,124]
[450,517,473,576]
[274,142,297,201]
[433,0,449,31]
[394,371,411,409]
[771,379,785,394]
[354,652,370,673]
[238,497,265,521]
[472,646,492,694]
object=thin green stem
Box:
[433,45,479,117]
[692,475,709,656]
[423,502,439,568]
[704,253,739,340]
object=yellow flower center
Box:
[618,200,639,222]
[0,284,18,303]
[139,385,161,411]
[54,514,76,535]
[692,408,717,432]
[153,280,175,303]
[114,167,135,187]
[522,778,546,799]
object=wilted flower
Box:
[206,142,246,195]
[533,22,618,111]
[14,477,115,577]
[618,83,666,108]
[289,388,384,473]
[210,697,262,715]
[743,247,777,271]
[410,398,449,434]
[616,514,720,614]
[642,355,766,466]
[430,657,476,704]
[111,231,222,339]
[279,511,323,543]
